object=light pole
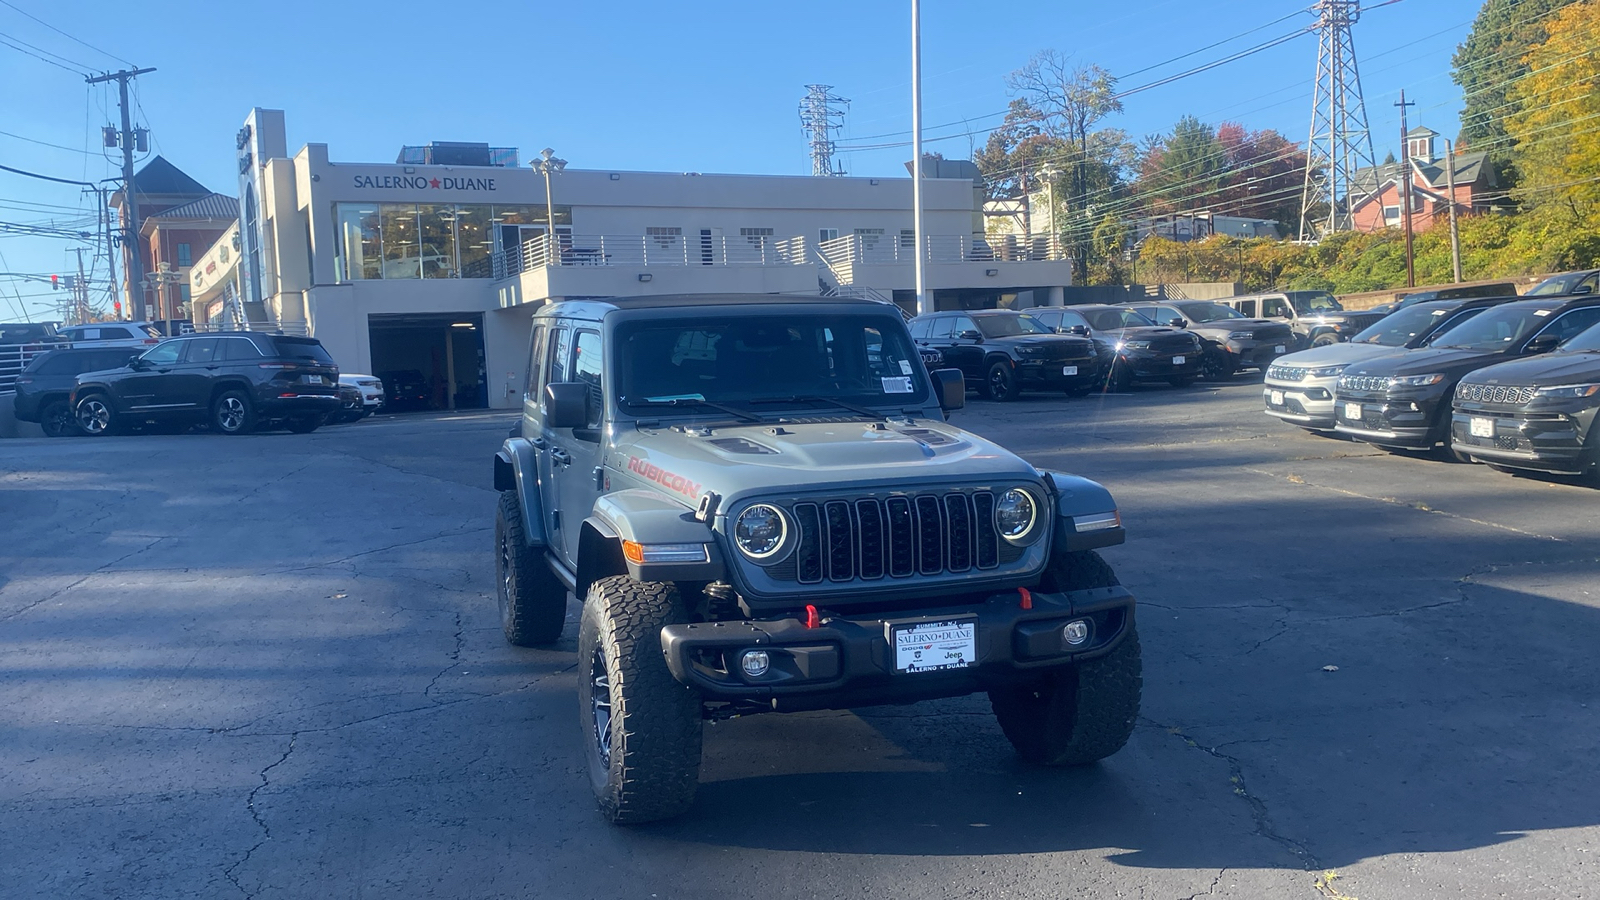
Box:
[532,148,567,266]
[911,0,928,316]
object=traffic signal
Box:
[50,274,59,290]
[114,300,122,317]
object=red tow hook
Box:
[1017,587,1033,610]
[804,604,822,628]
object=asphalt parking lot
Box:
[3,378,1598,900]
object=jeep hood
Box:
[1344,347,1519,379]
[1460,351,1600,388]
[1273,343,1404,368]
[610,417,1040,505]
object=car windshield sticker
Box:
[881,376,913,394]
[898,359,913,374]
[1534,309,1551,316]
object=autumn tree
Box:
[1505,0,1600,228]
[1453,0,1580,171]
[1136,117,1307,233]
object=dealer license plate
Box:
[1345,402,1362,420]
[1269,390,1285,406]
[1470,417,1494,438]
[891,619,977,674]
[1274,345,1287,354]
[1062,366,1078,376]
[1172,355,1186,365]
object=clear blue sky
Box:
[0,0,1473,321]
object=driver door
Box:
[115,340,184,411]
[945,315,985,379]
[552,328,606,565]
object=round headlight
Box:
[994,489,1038,542]
[735,504,788,560]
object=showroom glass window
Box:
[334,202,571,282]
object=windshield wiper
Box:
[621,396,764,423]
[747,395,890,418]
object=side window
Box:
[183,338,221,364]
[1059,311,1091,332]
[1541,308,1600,344]
[221,338,260,360]
[141,341,182,366]
[1236,299,1259,317]
[1156,306,1184,324]
[525,324,546,399]
[908,318,930,340]
[926,316,955,340]
[1033,311,1061,330]
[573,330,604,429]
[548,326,572,386]
[1263,298,1289,318]
[953,316,979,338]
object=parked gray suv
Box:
[492,295,1139,824]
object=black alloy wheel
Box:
[1201,350,1234,381]
[986,360,1018,401]
[40,400,78,438]
[75,394,116,436]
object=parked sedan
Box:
[1450,321,1600,477]
[1333,296,1600,455]
[908,310,1101,400]
[10,346,147,437]
[1264,295,1521,431]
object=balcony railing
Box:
[495,233,810,278]
[818,232,1068,269]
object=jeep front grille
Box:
[780,491,1012,585]
[1267,365,1306,382]
[1456,383,1536,405]
[1338,374,1391,393]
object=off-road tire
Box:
[74,393,117,436]
[494,492,567,646]
[989,551,1142,766]
[285,416,322,434]
[211,390,256,435]
[40,400,77,437]
[579,575,702,824]
[985,360,1018,402]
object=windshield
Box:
[1083,308,1154,331]
[1558,321,1600,353]
[1289,292,1342,314]
[1181,303,1246,323]
[1430,306,1551,350]
[1353,304,1458,347]
[975,315,1050,338]
[1526,272,1595,296]
[616,316,927,411]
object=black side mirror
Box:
[1571,284,1593,295]
[957,329,983,342]
[1168,318,1187,329]
[930,368,965,411]
[544,382,588,428]
[1066,324,1090,336]
[127,355,146,369]
[1524,333,1561,355]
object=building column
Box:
[1048,286,1065,307]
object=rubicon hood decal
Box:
[626,456,703,500]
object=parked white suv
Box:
[339,374,385,411]
[58,321,163,349]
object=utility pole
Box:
[798,85,849,177]
[1444,137,1464,283]
[1299,0,1377,239]
[74,248,89,324]
[911,0,928,316]
[1396,90,1415,288]
[86,67,156,314]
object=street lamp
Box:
[531,148,567,266]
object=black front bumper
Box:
[1332,390,1446,449]
[659,583,1134,711]
[1123,348,1204,379]
[1450,403,1600,474]
[1015,358,1103,389]
[1225,339,1292,370]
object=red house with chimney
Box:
[1348,127,1500,233]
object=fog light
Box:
[1062,620,1090,646]
[740,649,770,678]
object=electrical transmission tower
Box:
[1298,0,1377,240]
[799,84,849,177]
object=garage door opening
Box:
[367,312,487,412]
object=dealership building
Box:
[203,108,1074,410]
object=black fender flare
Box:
[579,489,726,595]
[1040,470,1126,553]
[494,437,549,549]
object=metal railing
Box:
[818,232,1069,269]
[188,321,310,336]
[496,233,810,277]
[0,342,60,395]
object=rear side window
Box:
[525,324,547,399]
[548,327,572,385]
[908,318,931,340]
[221,338,261,360]
[183,338,221,364]
[269,337,335,365]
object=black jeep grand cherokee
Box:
[909,309,1101,400]
[72,332,340,436]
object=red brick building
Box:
[1348,128,1499,233]
[108,157,235,322]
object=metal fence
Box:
[0,343,49,395]
[495,233,810,277]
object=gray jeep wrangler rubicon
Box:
[492,294,1139,824]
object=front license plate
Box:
[1172,355,1186,365]
[1470,417,1494,438]
[891,619,977,674]
[1345,402,1362,420]
[1062,366,1078,376]
[1269,390,1285,406]
[1274,345,1287,354]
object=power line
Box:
[0,31,85,74]
[0,160,97,186]
[0,0,132,66]
[0,127,97,155]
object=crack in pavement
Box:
[0,535,167,623]
[424,612,466,701]
[1177,868,1226,900]
[264,526,490,575]
[1144,718,1321,871]
[223,733,298,899]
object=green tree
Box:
[1452,0,1580,171]
[1137,116,1226,214]
[1506,0,1600,228]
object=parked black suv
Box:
[10,347,146,437]
[908,309,1101,400]
[72,332,340,436]
[1034,305,1204,390]
[1450,320,1600,477]
[1334,296,1600,454]
[1121,299,1294,379]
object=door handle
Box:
[206,365,220,370]
[550,448,572,466]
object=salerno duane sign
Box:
[350,174,498,191]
